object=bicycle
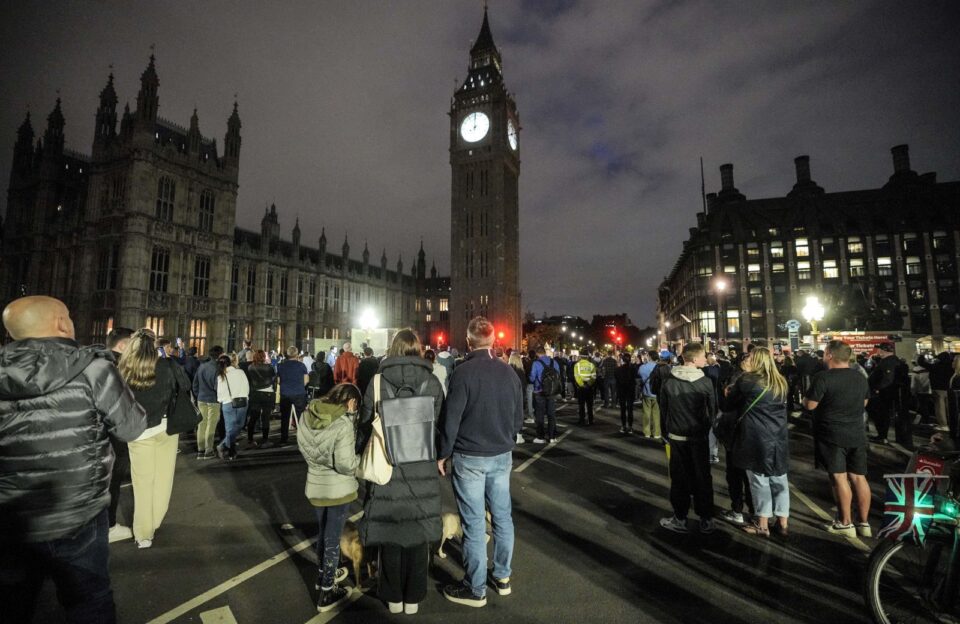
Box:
[865,444,960,623]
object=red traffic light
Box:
[436,332,444,345]
[498,331,505,340]
[609,328,616,337]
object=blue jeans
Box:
[220,402,248,451]
[0,509,115,623]
[451,452,514,597]
[747,470,790,518]
[314,504,350,589]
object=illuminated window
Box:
[822,259,838,279]
[697,310,716,335]
[726,310,740,335]
[906,256,923,275]
[747,264,761,281]
[846,236,863,254]
[155,176,175,222]
[795,238,809,257]
[145,316,165,337]
[91,317,115,343]
[849,258,865,277]
[770,243,784,258]
[797,261,811,280]
[188,319,208,355]
[724,265,736,274]
[439,298,449,312]
[877,256,893,276]
[772,263,785,274]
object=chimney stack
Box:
[706,192,718,213]
[720,164,734,191]
[794,155,811,183]
[891,144,911,174]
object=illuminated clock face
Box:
[507,119,518,150]
[460,111,490,143]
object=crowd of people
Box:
[3,294,960,622]
[0,298,522,621]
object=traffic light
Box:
[609,328,616,337]
[436,332,444,346]
[498,331,505,340]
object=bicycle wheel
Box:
[865,538,957,624]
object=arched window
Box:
[155,176,175,221]
[198,189,215,232]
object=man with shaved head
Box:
[0,296,147,623]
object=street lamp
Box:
[802,295,825,347]
[358,308,378,350]
[713,277,728,344]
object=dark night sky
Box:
[1,1,958,326]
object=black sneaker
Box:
[317,584,350,613]
[443,584,487,607]
[315,568,349,590]
[488,573,511,596]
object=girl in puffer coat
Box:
[297,384,360,614]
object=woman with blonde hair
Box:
[117,328,194,548]
[722,346,791,537]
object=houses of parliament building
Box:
[0,55,451,354]
[1,9,521,354]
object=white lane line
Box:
[789,484,870,553]
[199,605,239,624]
[146,511,363,624]
[514,429,572,473]
[145,537,318,624]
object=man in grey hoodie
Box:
[658,342,718,534]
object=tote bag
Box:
[356,374,393,485]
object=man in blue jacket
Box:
[530,346,562,444]
[438,317,523,608]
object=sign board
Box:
[823,331,901,353]
[785,319,802,332]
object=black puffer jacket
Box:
[659,365,718,439]
[722,373,789,476]
[0,338,147,543]
[357,356,443,547]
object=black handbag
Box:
[378,377,436,466]
[224,375,249,408]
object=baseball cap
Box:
[877,342,895,353]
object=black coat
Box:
[357,356,443,547]
[0,338,147,543]
[723,373,789,476]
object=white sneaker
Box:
[524,417,535,424]
[109,524,133,543]
[404,603,419,614]
[388,601,403,614]
[136,539,153,549]
[515,434,525,444]
[549,439,558,445]
[533,438,547,444]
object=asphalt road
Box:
[31,402,911,624]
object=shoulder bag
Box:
[713,385,768,449]
[356,374,393,484]
[224,373,248,408]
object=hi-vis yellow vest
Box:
[574,359,597,387]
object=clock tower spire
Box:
[449,7,521,350]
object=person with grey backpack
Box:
[356,329,443,615]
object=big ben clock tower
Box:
[450,8,521,350]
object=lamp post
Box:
[801,295,825,348]
[714,277,728,344]
[358,308,378,350]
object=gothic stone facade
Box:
[2,56,439,353]
[657,146,960,350]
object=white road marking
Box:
[199,605,239,624]
[145,537,318,624]
[514,429,573,473]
